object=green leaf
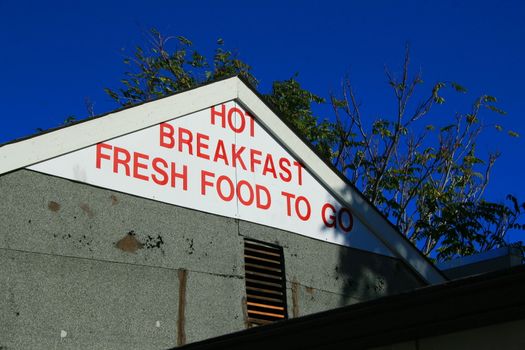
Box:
[434,96,445,104]
[486,105,507,115]
[451,82,467,93]
[177,36,192,46]
[483,95,497,103]
[440,124,455,132]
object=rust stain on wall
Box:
[177,269,188,346]
[48,201,60,212]
[116,231,143,253]
[79,203,94,218]
[110,194,118,205]
[241,296,249,328]
[305,286,315,295]
[291,279,299,318]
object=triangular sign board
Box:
[1,77,445,284]
[28,100,393,257]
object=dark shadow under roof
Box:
[173,264,525,350]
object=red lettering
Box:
[178,127,193,154]
[256,185,271,210]
[262,154,277,179]
[281,191,295,216]
[217,175,235,202]
[338,208,354,232]
[213,140,229,165]
[113,147,131,176]
[295,196,311,221]
[159,123,175,148]
[133,152,149,181]
[322,203,336,228]
[201,170,215,195]
[96,143,112,169]
[232,145,247,170]
[211,105,226,128]
[152,157,169,185]
[228,107,246,134]
[250,149,262,173]
[170,163,188,190]
[236,180,254,206]
[196,133,210,160]
[293,161,303,186]
[245,110,255,137]
[278,158,292,183]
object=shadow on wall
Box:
[318,190,425,306]
[337,247,389,304]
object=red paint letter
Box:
[338,208,354,233]
[152,157,169,185]
[227,107,246,134]
[213,140,229,165]
[262,154,277,179]
[113,147,131,176]
[250,149,262,173]
[321,203,336,228]
[178,127,193,154]
[231,145,247,170]
[217,175,235,202]
[295,196,311,221]
[245,110,255,137]
[211,105,226,128]
[293,161,303,186]
[159,123,175,149]
[96,143,112,169]
[196,133,210,160]
[278,158,292,183]
[281,191,295,216]
[133,152,149,181]
[237,180,254,206]
[170,163,188,191]
[201,170,215,195]
[256,185,271,210]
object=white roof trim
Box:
[0,76,445,284]
[0,78,238,174]
[236,79,445,284]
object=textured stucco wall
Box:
[0,170,424,349]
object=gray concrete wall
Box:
[0,170,425,349]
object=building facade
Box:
[0,77,444,349]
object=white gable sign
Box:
[28,101,392,256]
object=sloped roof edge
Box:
[0,76,239,174]
[0,75,446,284]
[235,76,445,284]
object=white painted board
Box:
[28,101,393,257]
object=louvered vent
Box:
[244,239,288,327]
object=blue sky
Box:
[1,0,525,215]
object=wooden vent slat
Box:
[244,239,288,327]
[246,302,285,311]
[246,293,284,304]
[245,270,283,281]
[244,254,282,265]
[245,263,282,273]
[246,278,283,289]
[246,286,283,296]
[245,246,281,257]
[248,310,286,318]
